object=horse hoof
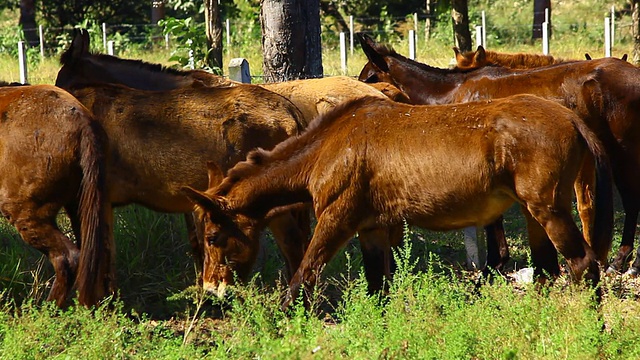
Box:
[605,266,621,275]
[624,267,640,277]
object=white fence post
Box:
[604,17,611,57]
[228,58,251,83]
[107,40,115,55]
[408,30,416,60]
[413,12,418,48]
[165,33,170,49]
[18,41,28,84]
[611,5,615,46]
[481,11,487,48]
[102,23,107,51]
[339,32,347,74]
[38,25,44,58]
[475,25,483,48]
[226,19,231,46]
[542,21,549,55]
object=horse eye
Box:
[206,232,220,246]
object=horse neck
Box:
[94,57,191,90]
[387,57,462,104]
[223,147,314,217]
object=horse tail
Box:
[570,115,614,264]
[74,116,112,306]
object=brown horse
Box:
[0,83,111,306]
[357,33,640,275]
[183,94,611,310]
[453,45,576,70]
[55,78,313,300]
[54,29,411,296]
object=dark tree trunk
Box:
[19,0,38,47]
[151,0,165,24]
[532,0,551,39]
[633,0,639,65]
[261,0,323,82]
[425,0,433,41]
[204,0,223,70]
[451,0,472,52]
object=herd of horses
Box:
[1,28,639,310]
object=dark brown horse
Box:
[357,33,640,275]
[184,94,612,310]
[0,83,111,306]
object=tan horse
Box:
[0,83,111,306]
[184,94,612,310]
[453,45,575,70]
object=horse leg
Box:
[358,225,403,294]
[282,202,359,311]
[482,215,510,278]
[629,246,640,276]
[525,203,600,291]
[3,202,80,307]
[463,226,481,270]
[268,209,312,281]
[520,206,560,281]
[573,154,602,261]
[607,199,639,273]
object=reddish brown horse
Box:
[0,83,111,306]
[357,33,640,275]
[184,95,611,310]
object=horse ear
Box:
[621,54,628,62]
[356,32,390,72]
[584,53,592,60]
[473,46,486,64]
[71,28,90,59]
[182,186,229,218]
[206,161,225,189]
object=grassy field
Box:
[2,0,640,358]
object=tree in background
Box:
[451,0,471,52]
[261,0,323,82]
[19,0,37,46]
[634,0,639,64]
[204,0,223,69]
[532,0,551,39]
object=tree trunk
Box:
[425,0,433,41]
[204,0,223,70]
[532,0,551,39]
[633,0,640,65]
[261,0,323,82]
[451,0,472,52]
[19,0,38,47]
[151,0,165,24]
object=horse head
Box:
[182,162,261,297]
[452,46,487,70]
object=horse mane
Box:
[215,96,384,196]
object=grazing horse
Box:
[56,79,311,299]
[0,83,111,306]
[54,29,410,296]
[357,33,640,275]
[183,95,611,310]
